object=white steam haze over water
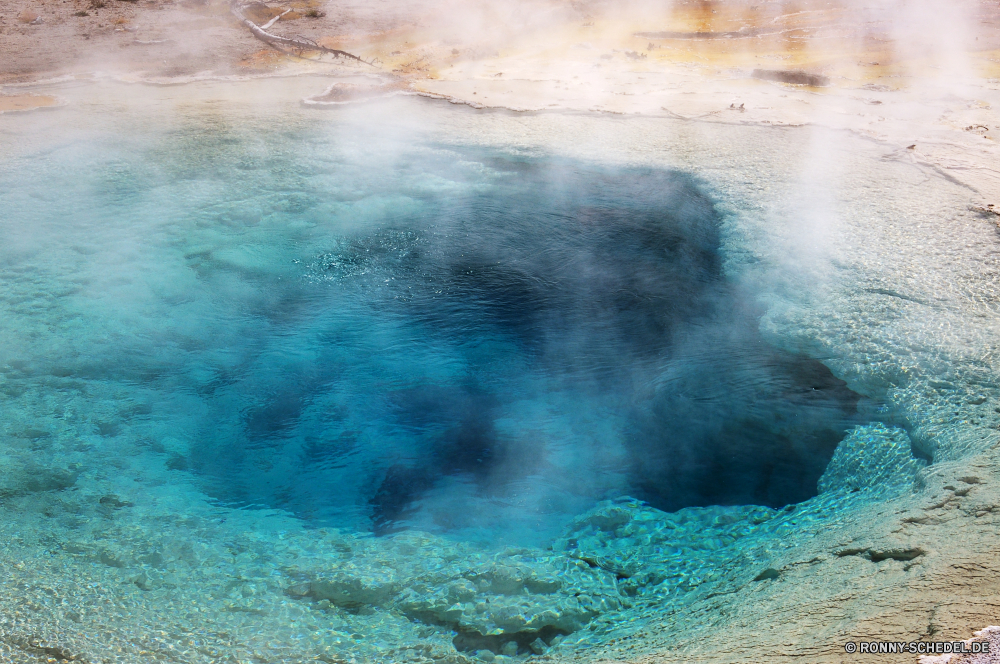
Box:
[0,1,999,657]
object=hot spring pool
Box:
[0,78,997,663]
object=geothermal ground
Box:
[2,1,1000,663]
[2,0,999,196]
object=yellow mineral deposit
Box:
[0,94,59,112]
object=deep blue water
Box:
[168,154,863,534]
[0,119,863,542]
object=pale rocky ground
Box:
[3,1,1000,663]
[2,0,999,202]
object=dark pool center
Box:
[184,154,869,538]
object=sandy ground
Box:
[3,1,1000,662]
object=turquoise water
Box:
[0,82,958,663]
[0,95,864,539]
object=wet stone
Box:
[310,570,402,608]
[99,549,128,568]
[15,466,79,495]
[98,494,134,509]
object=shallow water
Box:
[0,78,995,663]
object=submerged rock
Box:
[280,499,811,657]
[290,530,626,650]
[818,423,927,495]
[0,463,80,498]
[553,497,779,597]
[310,568,401,608]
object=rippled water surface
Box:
[4,80,985,663]
[0,90,867,543]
